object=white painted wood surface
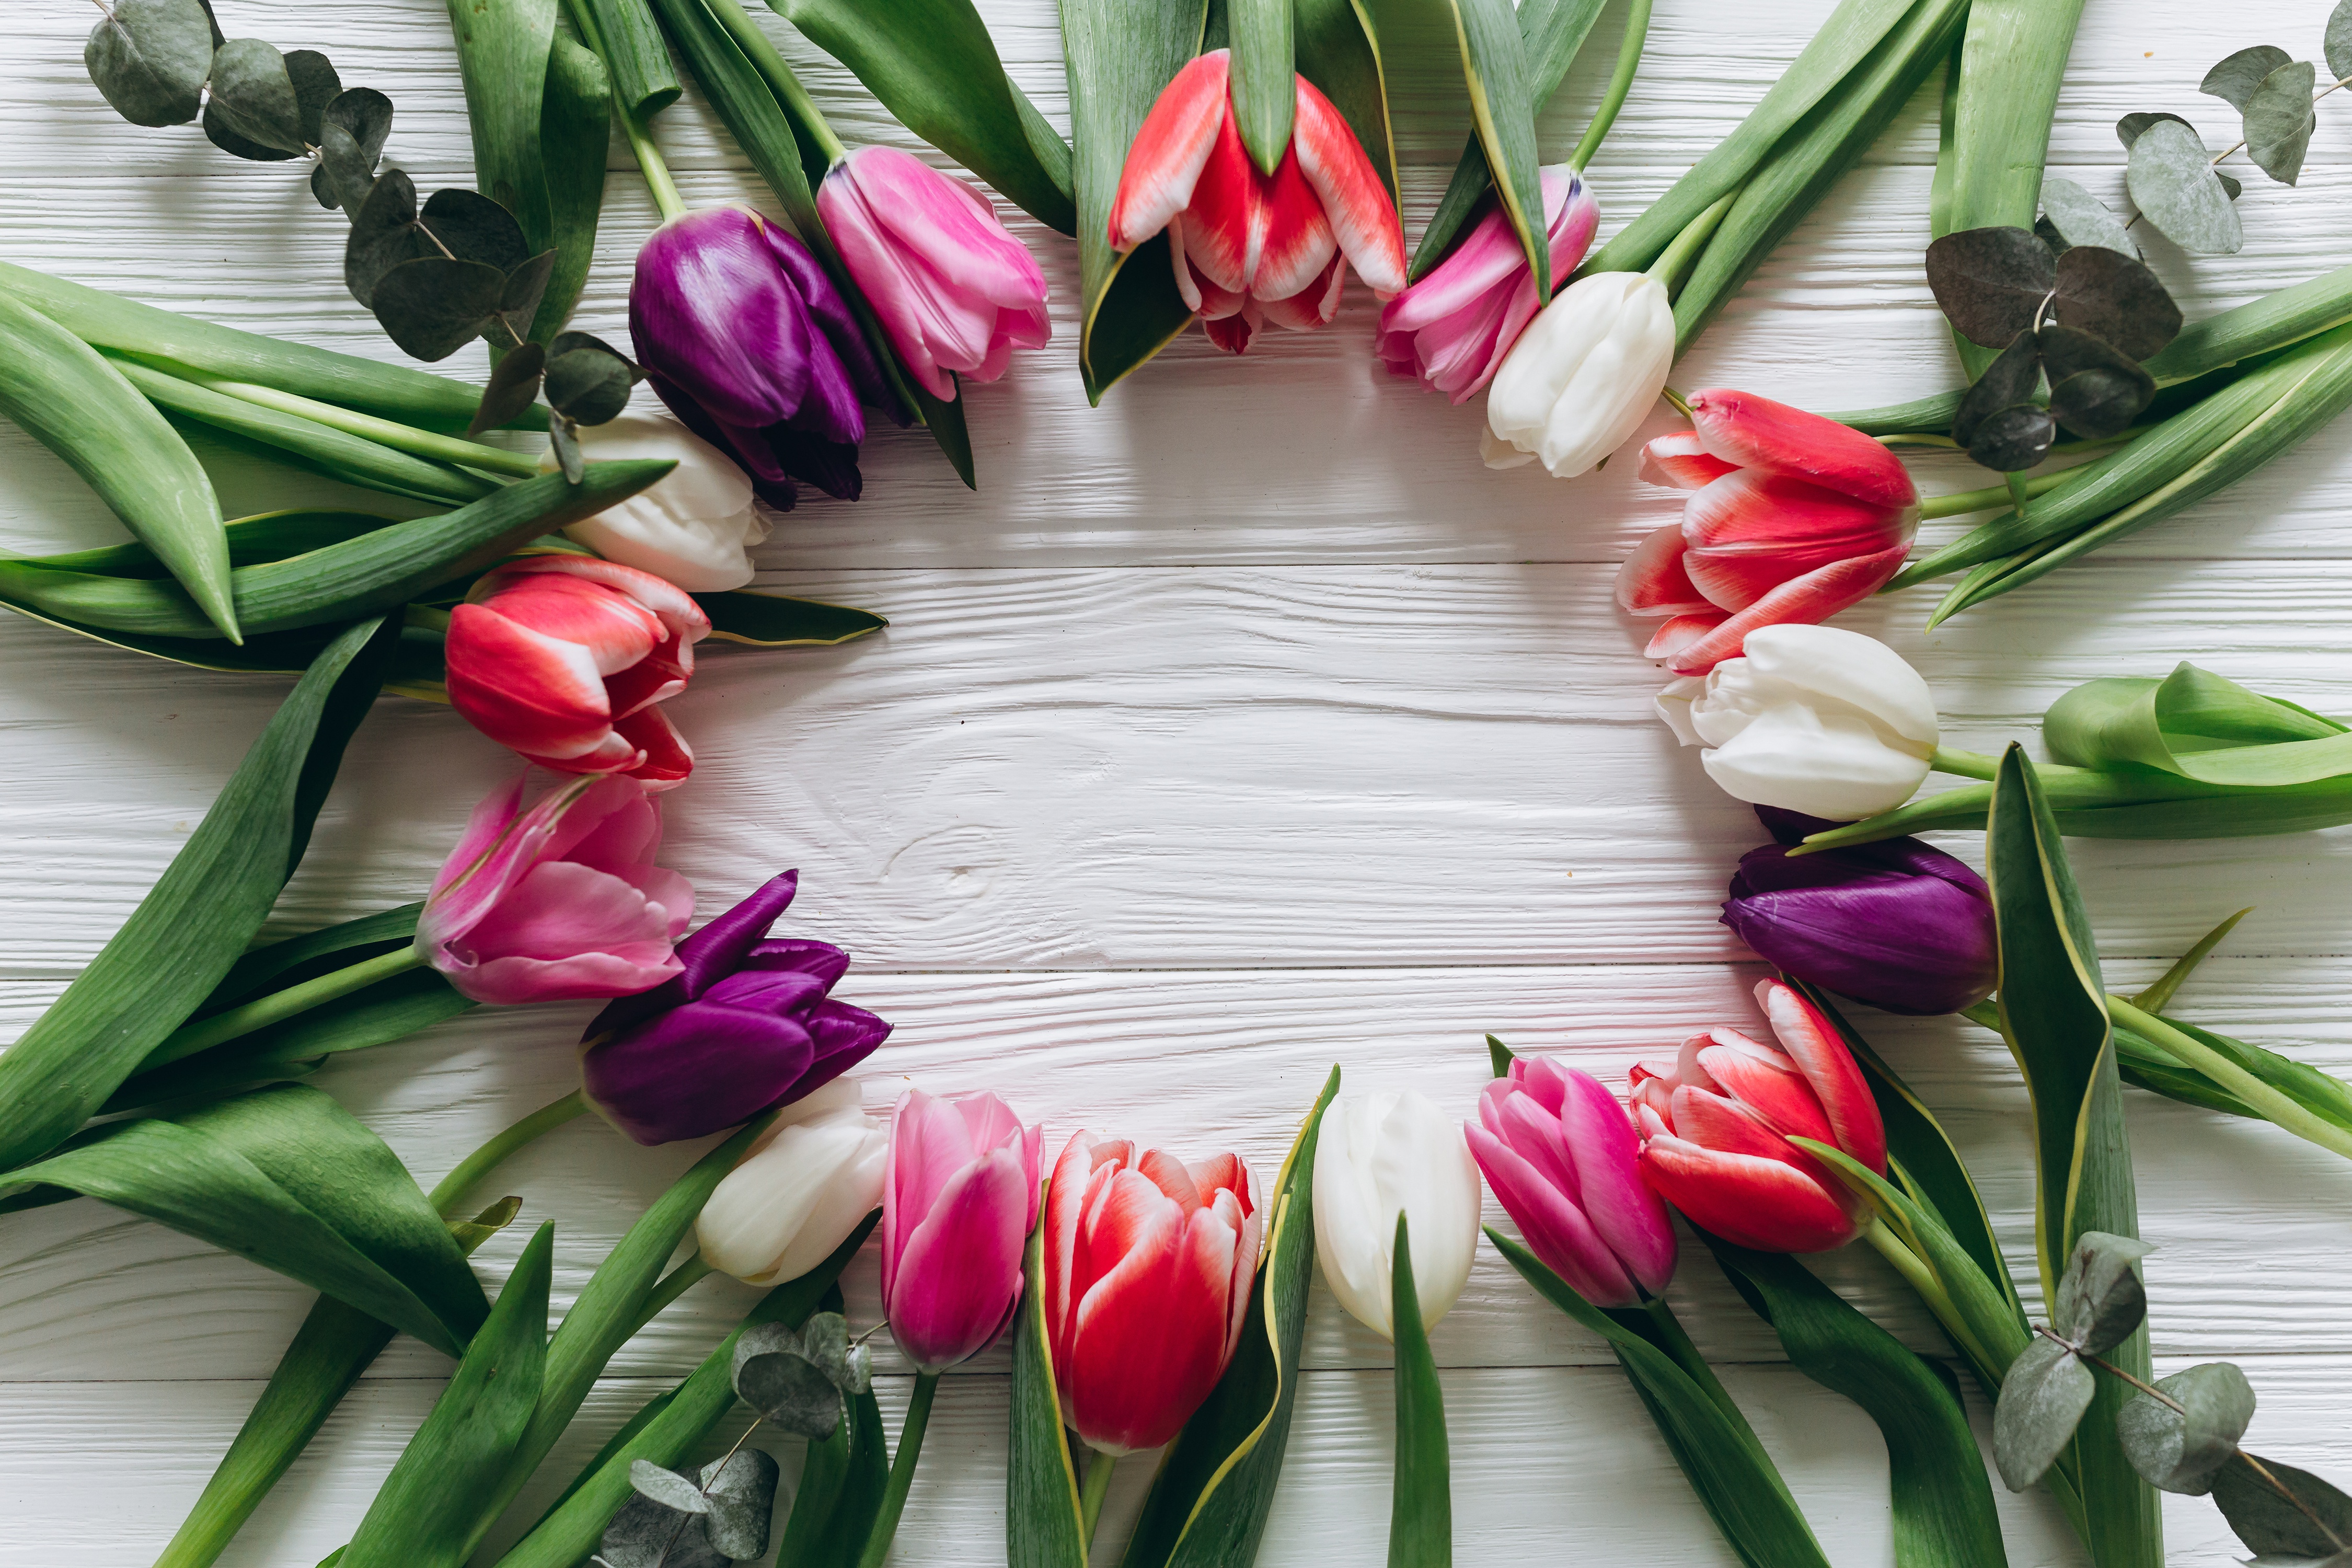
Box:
[4,0,2350,1562]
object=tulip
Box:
[1618,389,1919,674]
[696,1078,890,1286]
[817,146,1052,403]
[1629,978,1887,1253]
[1376,167,1601,403]
[1655,624,1939,818]
[1482,270,1675,478]
[542,413,767,593]
[1108,49,1407,354]
[443,555,711,789]
[579,871,891,1146]
[1312,1090,1481,1339]
[881,1090,1042,1370]
[630,203,896,507]
[1043,1132,1260,1461]
[1723,806,1996,1016]
[1467,1057,1676,1307]
[414,772,693,1006]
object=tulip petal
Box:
[1637,431,1739,491]
[1690,1041,1840,1148]
[1292,74,1405,296]
[582,1002,814,1144]
[1638,1137,1860,1252]
[1722,843,1997,1017]
[1068,1170,1227,1454]
[1256,250,1345,331]
[1662,545,1912,676]
[1109,51,1230,250]
[419,773,608,952]
[445,604,615,761]
[1552,1070,1677,1296]
[1758,980,1887,1173]
[1686,388,1917,509]
[759,217,885,436]
[886,1143,1032,1370]
[1646,613,1728,664]
[631,206,814,431]
[1616,523,1713,617]
[1466,1122,1638,1306]
[443,858,687,1005]
[1680,473,1915,612]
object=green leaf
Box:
[2126,118,2242,255]
[1228,0,1297,176]
[1060,0,1210,402]
[701,1448,780,1559]
[2201,44,2293,111]
[1485,1034,1516,1078]
[696,590,886,646]
[1295,0,1397,211]
[2242,59,2318,185]
[471,343,549,440]
[1705,1240,2010,1567]
[204,39,310,157]
[2044,663,2352,785]
[542,336,635,425]
[1992,1335,2094,1491]
[577,0,684,118]
[1386,1216,1449,1568]
[769,0,1076,232]
[312,88,395,211]
[2051,245,2180,362]
[1123,1066,1341,1568]
[627,1459,712,1515]
[2043,325,2154,441]
[1437,0,1548,306]
[1938,0,2089,242]
[2038,177,2136,257]
[372,257,511,363]
[0,618,391,1168]
[2212,1452,2352,1557]
[2116,1362,2254,1495]
[1951,327,2044,445]
[341,1224,553,1568]
[2052,1230,2151,1355]
[1008,1188,1087,1568]
[2330,0,2352,82]
[802,1381,889,1566]
[533,30,613,341]
[86,0,214,126]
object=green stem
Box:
[1929,745,2000,780]
[430,1090,589,1215]
[1861,1217,2000,1375]
[1660,384,1693,419]
[1078,1446,1117,1547]
[705,0,850,165]
[1643,190,1737,297]
[140,947,426,1073]
[2003,470,2033,513]
[856,1371,940,1568]
[184,376,544,477]
[1917,467,2077,520]
[2107,995,2352,1161]
[1568,0,1655,172]
[628,1252,717,1336]
[1638,1294,1743,1428]
[566,0,690,221]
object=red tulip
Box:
[444,555,711,789]
[1042,1132,1260,1455]
[1616,389,1917,676]
[1108,50,1406,354]
[1628,979,1886,1253]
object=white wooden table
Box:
[5,1,2350,1562]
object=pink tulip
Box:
[1617,389,1918,676]
[1376,167,1601,403]
[1109,50,1406,354]
[416,773,694,1005]
[1043,1132,1259,1455]
[1467,1057,1676,1306]
[818,146,1052,403]
[1628,979,1887,1253]
[880,1090,1043,1371]
[444,555,711,790]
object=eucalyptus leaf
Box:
[2116,1362,2255,1495]
[2126,117,2243,255]
[2042,324,2155,439]
[420,188,532,274]
[2212,1454,2352,1556]
[1991,1334,2095,1490]
[2115,110,2194,148]
[498,251,559,344]
[2038,177,2137,257]
[2201,44,2295,112]
[470,341,547,439]
[699,1448,779,1560]
[734,1347,844,1439]
[371,258,509,362]
[549,416,584,483]
[1924,226,2056,348]
[2329,0,2352,82]
[285,50,343,146]
[314,123,378,213]
[206,39,310,157]
[1951,328,2043,449]
[2219,171,2244,199]
[596,1494,728,1568]
[1969,403,2056,471]
[2243,59,2318,185]
[85,0,214,126]
[2052,1230,2152,1354]
[323,87,394,173]
[345,172,435,308]
[545,335,636,425]
[2051,245,2182,361]
[627,1460,711,1516]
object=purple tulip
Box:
[579,870,891,1145]
[1721,806,1997,1016]
[629,204,898,509]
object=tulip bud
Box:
[1655,624,1938,818]
[1723,806,1996,1016]
[580,871,891,1146]
[540,413,768,592]
[1043,1132,1260,1455]
[1481,270,1674,478]
[880,1090,1042,1371]
[696,1079,890,1286]
[818,146,1052,403]
[1311,1090,1482,1339]
[1466,1058,1675,1307]
[415,773,693,1006]
[1630,979,1886,1253]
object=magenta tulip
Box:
[817,146,1052,403]
[1467,1056,1676,1306]
[881,1090,1042,1371]
[414,773,693,1005]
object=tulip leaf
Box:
[2117,1363,2255,1496]
[1295,0,1397,210]
[1121,1064,1341,1568]
[1485,1033,1516,1078]
[1704,1239,2012,1567]
[1386,1215,1450,1568]
[86,0,215,127]
[2052,1230,2152,1355]
[2212,1452,2352,1555]
[1437,0,1548,307]
[2038,177,2137,258]
[1009,1181,1089,1568]
[765,0,1077,233]
[1991,1335,2095,1491]
[788,1374,889,1567]
[340,1224,552,1568]
[2046,663,2352,787]
[493,1219,876,1568]
[2126,118,2243,255]
[1225,0,1298,176]
[695,590,887,648]
[573,0,683,119]
[533,30,614,342]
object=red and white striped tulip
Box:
[1108,50,1406,354]
[1628,979,1886,1253]
[1617,389,1918,675]
[1043,1132,1260,1455]
[444,555,711,790]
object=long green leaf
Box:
[806,1382,890,1565]
[768,0,1077,232]
[1986,744,2161,1568]
[342,1223,554,1568]
[445,0,560,250]
[490,1215,876,1568]
[1228,0,1297,175]
[572,0,682,119]
[698,589,887,645]
[1295,0,1397,209]
[0,616,393,1170]
[1705,1240,2009,1568]
[1437,0,1548,305]
[1123,1066,1342,1568]
[1062,0,1209,402]
[23,511,410,579]
[534,27,616,341]
[1387,1216,1448,1568]
[0,287,235,637]
[1009,1184,1088,1568]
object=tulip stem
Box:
[1569,0,1656,173]
[1636,1295,1743,1426]
[628,1252,718,1338]
[137,946,428,1073]
[429,1089,590,1215]
[1644,190,1737,298]
[1929,746,2001,780]
[569,0,690,223]
[1861,1218,2001,1376]
[704,0,851,167]
[176,374,545,478]
[856,1370,939,1568]
[1078,1446,1117,1547]
[2107,996,2352,1162]
[1916,467,2079,521]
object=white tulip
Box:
[1656,624,1939,818]
[541,412,769,592]
[696,1079,887,1285]
[1482,271,1675,479]
[1311,1089,1483,1340]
